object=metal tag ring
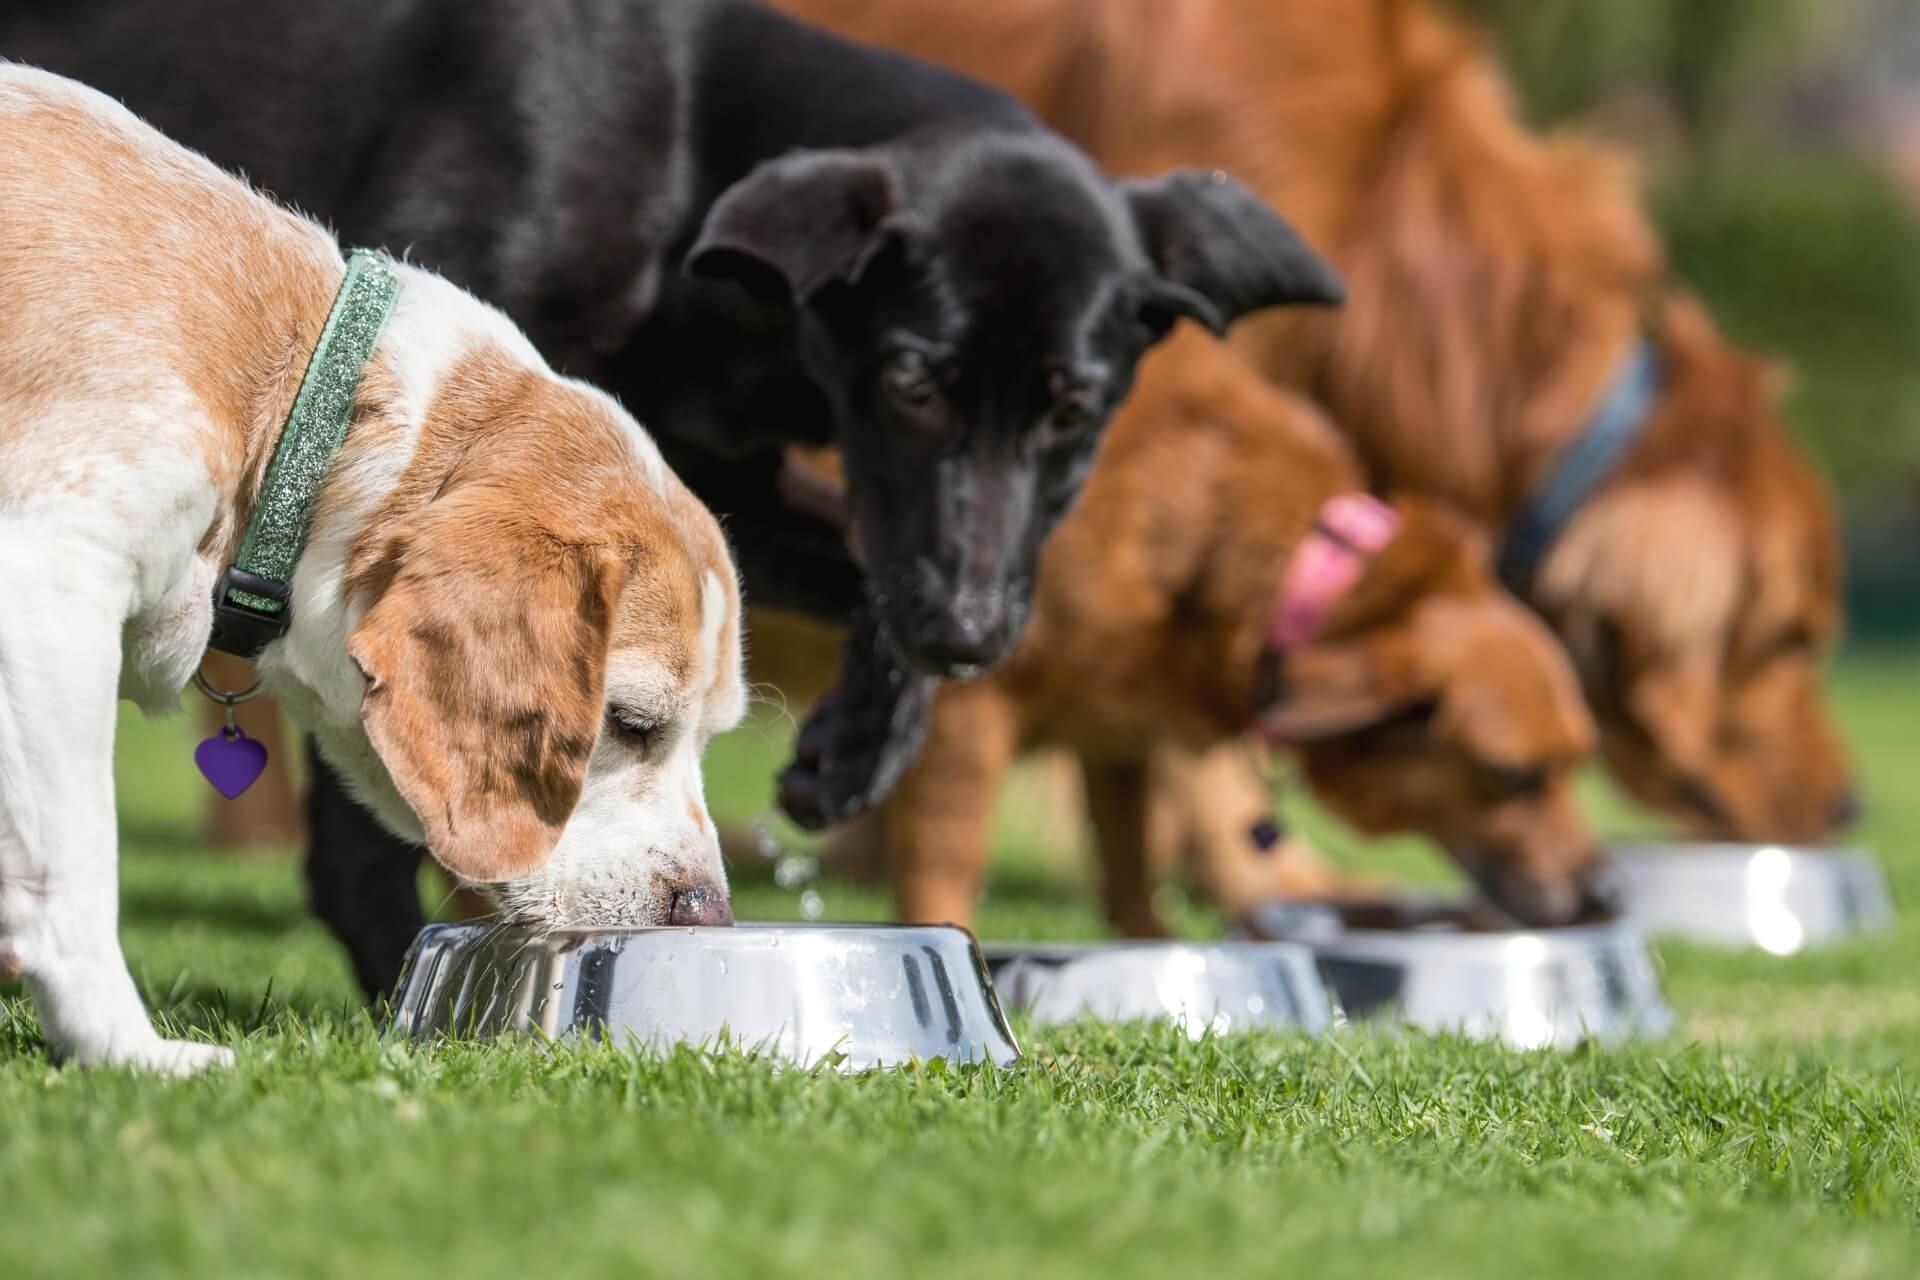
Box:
[191,665,263,707]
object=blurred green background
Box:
[1458,0,1920,636]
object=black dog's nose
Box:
[668,886,734,927]
[900,604,1011,673]
[883,578,1024,676]
[1831,791,1865,833]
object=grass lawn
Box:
[3,650,1918,1278]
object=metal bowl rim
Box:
[1306,919,1651,951]
[980,939,1324,959]
[1246,895,1653,950]
[1606,841,1874,862]
[412,920,984,943]
[393,920,1020,1068]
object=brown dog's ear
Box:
[1260,637,1425,742]
[1626,656,1720,777]
[687,150,905,306]
[1262,499,1487,741]
[1123,170,1344,334]
[348,492,627,884]
[1317,499,1487,639]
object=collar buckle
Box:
[208,567,293,659]
[1497,337,1661,592]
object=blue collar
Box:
[1497,337,1661,592]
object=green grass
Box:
[5,649,1920,1277]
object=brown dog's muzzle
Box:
[1454,845,1622,929]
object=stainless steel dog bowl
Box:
[1244,899,1671,1049]
[388,922,1020,1070]
[980,941,1339,1037]
[1608,843,1894,954]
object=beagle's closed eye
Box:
[605,706,666,754]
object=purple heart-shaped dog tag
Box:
[195,728,269,799]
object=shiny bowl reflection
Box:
[1608,843,1893,954]
[388,922,1020,1070]
[1243,899,1671,1050]
[981,940,1339,1038]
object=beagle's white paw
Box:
[87,1038,236,1078]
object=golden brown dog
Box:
[775,0,1855,847]
[739,627,1344,918]
[869,330,1601,935]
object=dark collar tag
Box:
[207,567,294,659]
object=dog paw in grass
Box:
[79,1039,236,1078]
[778,618,935,830]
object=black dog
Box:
[7,0,1340,995]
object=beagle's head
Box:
[319,340,747,929]
[1260,500,1607,926]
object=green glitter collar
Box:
[207,249,402,658]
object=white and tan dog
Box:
[0,66,747,1074]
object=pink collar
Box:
[1266,493,1400,652]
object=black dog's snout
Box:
[668,886,734,927]
[906,616,1005,672]
[895,593,1018,675]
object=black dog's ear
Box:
[1123,170,1344,334]
[687,151,902,306]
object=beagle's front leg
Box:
[0,574,232,1075]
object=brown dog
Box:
[774,0,1855,848]
[868,330,1601,935]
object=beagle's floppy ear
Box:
[687,150,905,306]
[348,490,627,884]
[1124,170,1345,335]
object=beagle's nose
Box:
[668,885,734,927]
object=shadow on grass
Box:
[146,975,379,1034]
[120,882,310,937]
[979,863,1093,913]
[118,817,300,862]
[116,817,219,858]
[0,978,374,1054]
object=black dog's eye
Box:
[1489,764,1549,796]
[1046,391,1101,439]
[882,350,939,408]
[606,707,664,754]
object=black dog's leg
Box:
[303,742,427,1002]
[778,608,937,830]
